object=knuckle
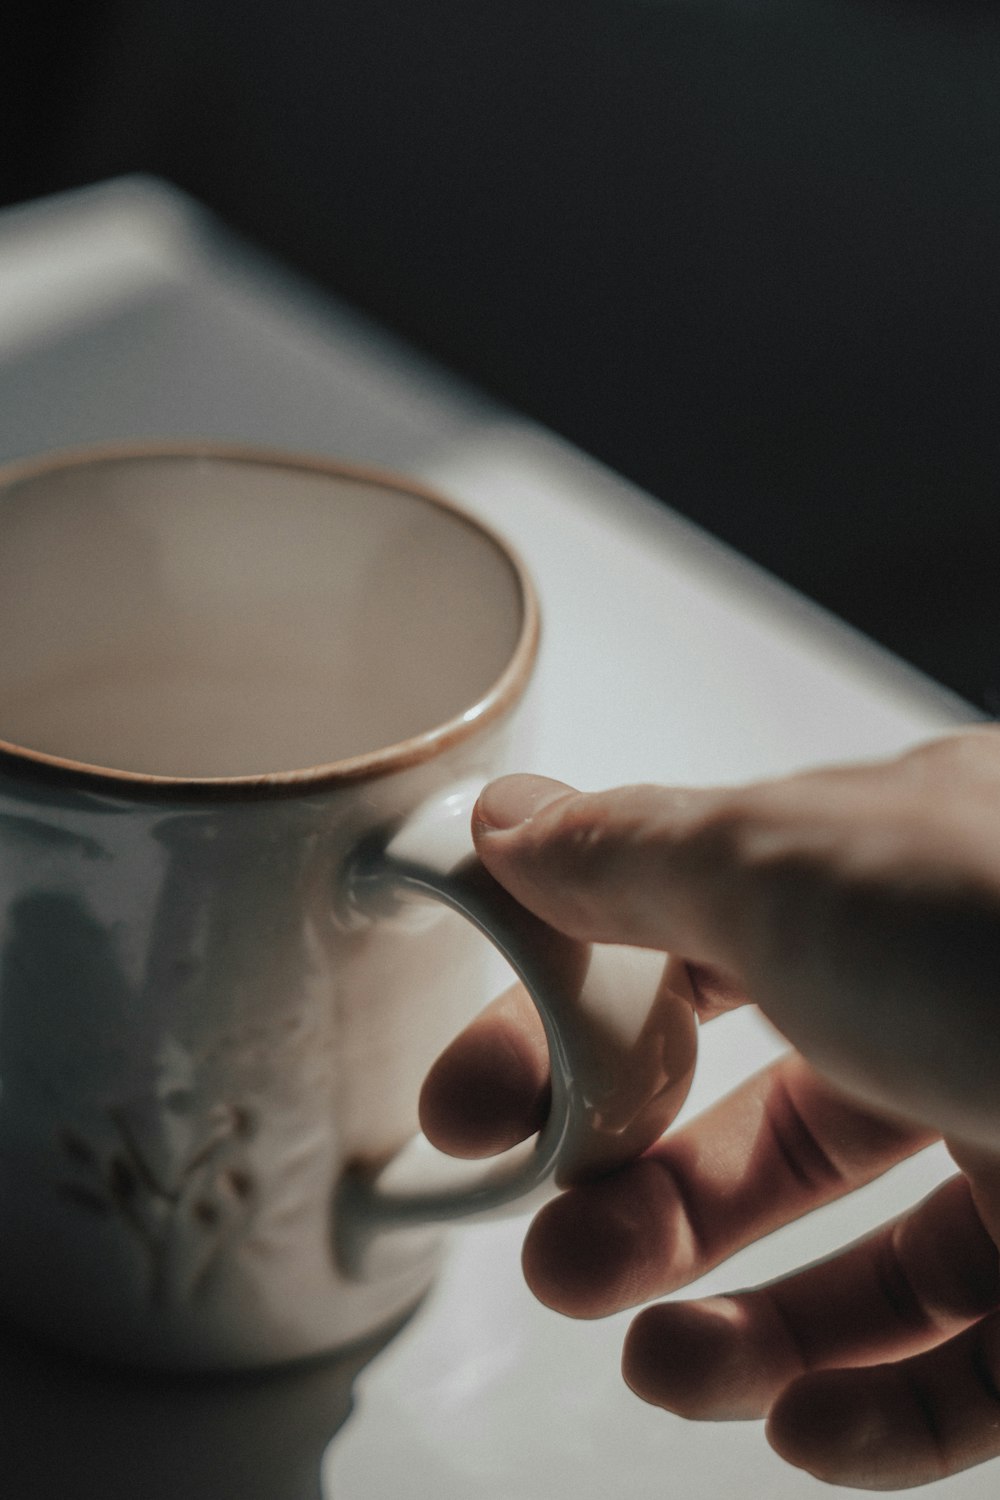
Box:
[900,729,1000,792]
[679,789,829,942]
[764,1070,846,1198]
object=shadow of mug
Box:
[0,1310,408,1500]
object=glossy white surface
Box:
[0,179,982,1496]
[0,185,186,360]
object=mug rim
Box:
[0,440,541,802]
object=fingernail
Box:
[474,774,575,833]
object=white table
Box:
[0,178,981,1499]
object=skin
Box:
[418,728,1000,1491]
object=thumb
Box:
[472,773,747,975]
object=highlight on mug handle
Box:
[336,782,698,1279]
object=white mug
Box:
[0,444,696,1370]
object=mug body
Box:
[0,446,538,1369]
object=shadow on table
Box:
[0,1311,408,1499]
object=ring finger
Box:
[622,1173,1000,1421]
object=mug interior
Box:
[0,452,527,780]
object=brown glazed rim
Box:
[0,440,541,803]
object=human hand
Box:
[419,730,1000,1490]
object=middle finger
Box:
[623,1172,1000,1420]
[522,1049,934,1317]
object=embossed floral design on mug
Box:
[0,444,696,1371]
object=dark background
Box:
[3,0,998,709]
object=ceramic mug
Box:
[0,444,696,1371]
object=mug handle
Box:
[336,784,697,1278]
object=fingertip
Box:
[521,1189,625,1319]
[766,1370,906,1490]
[418,1000,550,1159]
[521,1159,682,1319]
[622,1299,768,1420]
[472,774,576,837]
